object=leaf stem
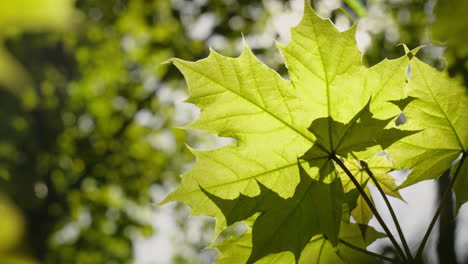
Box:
[331,155,407,262]
[343,0,368,17]
[338,8,356,23]
[415,152,466,260]
[360,161,413,261]
[339,238,399,263]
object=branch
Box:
[360,160,413,260]
[343,0,368,17]
[331,155,407,262]
[338,8,356,22]
[415,152,466,260]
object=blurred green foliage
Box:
[431,0,468,57]
[0,1,74,263]
[0,195,38,264]
[431,0,468,87]
[0,0,76,101]
[0,0,287,263]
[0,0,466,263]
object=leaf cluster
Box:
[163,1,468,263]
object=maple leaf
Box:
[202,164,344,263]
[213,222,385,264]
[160,2,413,238]
[386,55,468,210]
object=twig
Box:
[338,8,356,23]
[332,155,407,262]
[415,153,466,260]
[339,238,399,263]
[361,161,413,260]
[343,0,368,17]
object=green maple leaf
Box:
[202,164,344,263]
[213,222,385,264]
[160,2,413,237]
[386,56,468,203]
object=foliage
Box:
[163,1,468,263]
[1,0,467,263]
[214,221,385,264]
[338,155,402,225]
[0,196,38,264]
[0,0,293,263]
[203,164,345,263]
[387,56,468,190]
[0,0,75,92]
[431,0,468,57]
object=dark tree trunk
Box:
[437,170,457,264]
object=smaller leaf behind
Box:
[343,187,361,222]
[202,163,344,264]
[334,222,386,264]
[302,98,418,183]
[306,98,418,160]
[213,222,385,264]
[338,156,403,225]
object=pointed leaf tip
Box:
[162,58,175,64]
[398,44,426,59]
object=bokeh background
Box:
[0,0,467,263]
